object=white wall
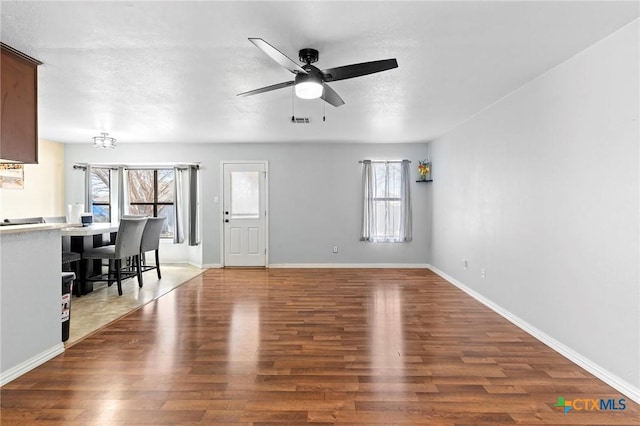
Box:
[0,139,65,219]
[430,20,639,393]
[64,142,430,267]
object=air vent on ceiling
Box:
[291,116,311,124]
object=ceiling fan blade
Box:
[249,38,308,75]
[321,58,398,82]
[321,83,345,107]
[237,81,294,97]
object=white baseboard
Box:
[428,265,640,404]
[196,263,430,269]
[0,343,65,386]
[268,263,431,269]
[197,263,222,269]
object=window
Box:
[230,171,260,219]
[361,160,412,243]
[127,169,175,238]
[90,168,111,223]
[82,164,199,244]
[372,162,402,241]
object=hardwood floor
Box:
[2,268,638,425]
[66,264,204,345]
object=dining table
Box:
[61,222,119,294]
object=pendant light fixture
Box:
[92,132,116,148]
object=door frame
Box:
[219,160,269,267]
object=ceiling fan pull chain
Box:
[291,86,295,123]
[322,93,326,122]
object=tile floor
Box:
[66,263,204,346]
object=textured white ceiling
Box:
[1,1,638,144]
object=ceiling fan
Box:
[237,38,398,107]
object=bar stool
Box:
[138,217,166,285]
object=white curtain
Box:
[83,164,92,214]
[173,166,200,245]
[117,166,130,220]
[360,160,375,241]
[188,165,200,246]
[173,167,185,244]
[360,160,412,243]
[399,160,412,242]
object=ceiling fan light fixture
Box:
[92,132,116,148]
[294,71,323,99]
[295,81,323,99]
[239,38,397,107]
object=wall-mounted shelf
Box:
[416,180,433,183]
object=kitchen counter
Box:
[0,223,119,237]
[0,222,71,235]
[0,225,64,385]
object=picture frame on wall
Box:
[0,164,24,189]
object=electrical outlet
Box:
[480,268,486,280]
[463,259,468,270]
[332,245,338,253]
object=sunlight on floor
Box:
[66,264,204,346]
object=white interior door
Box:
[223,162,267,267]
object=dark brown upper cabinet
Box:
[1,43,42,164]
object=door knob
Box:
[225,211,229,215]
[225,219,229,223]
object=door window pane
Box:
[231,171,259,219]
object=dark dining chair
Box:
[138,217,166,284]
[62,251,82,296]
[81,217,147,296]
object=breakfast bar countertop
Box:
[0,223,66,235]
[0,222,119,236]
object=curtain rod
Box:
[73,165,116,171]
[358,160,411,164]
[73,163,200,171]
